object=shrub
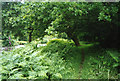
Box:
[2,36,15,47]
[42,39,74,58]
[0,42,73,79]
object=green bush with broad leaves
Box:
[0,39,74,79]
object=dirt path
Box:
[79,48,85,78]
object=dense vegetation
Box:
[2,2,120,47]
[0,39,119,79]
[0,1,119,80]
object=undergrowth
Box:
[0,39,74,79]
[0,39,119,79]
[81,46,119,79]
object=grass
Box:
[0,39,118,79]
[64,42,93,79]
[64,41,118,79]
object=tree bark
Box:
[29,31,32,43]
[29,28,33,43]
[71,36,80,46]
[66,32,80,46]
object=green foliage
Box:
[16,41,28,45]
[42,39,74,58]
[2,2,120,47]
[0,41,73,79]
[2,2,54,42]
[41,40,48,44]
[0,39,118,79]
[2,35,15,47]
[1,2,119,79]
[81,47,118,79]
[45,26,56,35]
[106,50,120,68]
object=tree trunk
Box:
[29,31,32,43]
[66,32,80,46]
[29,28,33,43]
[71,36,80,46]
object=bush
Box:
[2,36,15,47]
[42,39,74,58]
[41,40,47,44]
[0,42,73,79]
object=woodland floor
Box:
[0,40,118,79]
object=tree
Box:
[46,2,100,46]
[2,2,27,41]
[2,2,54,42]
[2,2,119,47]
[47,2,119,47]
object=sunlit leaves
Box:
[2,2,119,45]
[98,11,112,22]
[0,41,73,79]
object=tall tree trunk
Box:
[71,36,80,46]
[29,28,33,43]
[66,32,80,46]
[29,31,32,43]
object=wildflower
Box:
[9,41,11,45]
[9,36,11,40]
